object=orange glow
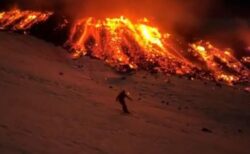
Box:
[64,17,249,84]
[0,9,249,85]
[190,41,249,84]
[0,12,4,19]
[0,8,52,30]
[65,16,189,72]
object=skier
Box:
[116,90,132,114]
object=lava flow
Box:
[64,17,191,72]
[0,9,249,85]
[64,16,249,84]
[0,8,52,31]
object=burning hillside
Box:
[0,8,249,85]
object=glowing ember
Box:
[241,57,250,64]
[0,12,5,19]
[189,41,248,84]
[0,8,53,31]
[0,9,249,85]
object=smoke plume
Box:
[0,0,216,33]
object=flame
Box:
[0,8,249,85]
[0,8,52,30]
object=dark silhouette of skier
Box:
[116,90,132,114]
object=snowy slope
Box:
[0,31,249,154]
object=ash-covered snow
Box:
[0,32,250,154]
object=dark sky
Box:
[1,0,249,18]
[210,1,250,18]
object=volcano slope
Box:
[0,31,249,154]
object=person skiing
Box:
[116,90,132,114]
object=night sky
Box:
[210,1,250,18]
[1,0,249,18]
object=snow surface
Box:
[0,32,249,154]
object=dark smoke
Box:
[0,0,216,31]
[1,0,250,55]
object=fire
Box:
[0,8,52,31]
[0,8,249,85]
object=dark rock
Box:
[121,76,126,80]
[201,128,213,133]
[164,78,171,83]
[216,83,222,88]
[77,64,84,68]
[238,129,243,133]
[0,124,8,129]
[59,72,64,76]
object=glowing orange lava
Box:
[65,16,249,84]
[189,41,248,83]
[0,9,249,84]
[0,8,52,30]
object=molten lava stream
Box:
[190,41,249,84]
[0,8,249,85]
[65,16,249,84]
[0,8,53,31]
